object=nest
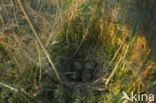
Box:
[57,57,105,89]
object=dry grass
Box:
[0,0,155,102]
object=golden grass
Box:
[0,0,155,102]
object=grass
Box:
[0,0,156,103]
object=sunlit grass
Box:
[0,0,155,103]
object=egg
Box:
[82,71,92,82]
[74,61,82,71]
[84,61,95,70]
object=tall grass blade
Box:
[16,0,61,83]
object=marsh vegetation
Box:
[0,0,156,103]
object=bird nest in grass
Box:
[58,57,108,90]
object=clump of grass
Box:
[0,0,155,102]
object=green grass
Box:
[0,0,156,103]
